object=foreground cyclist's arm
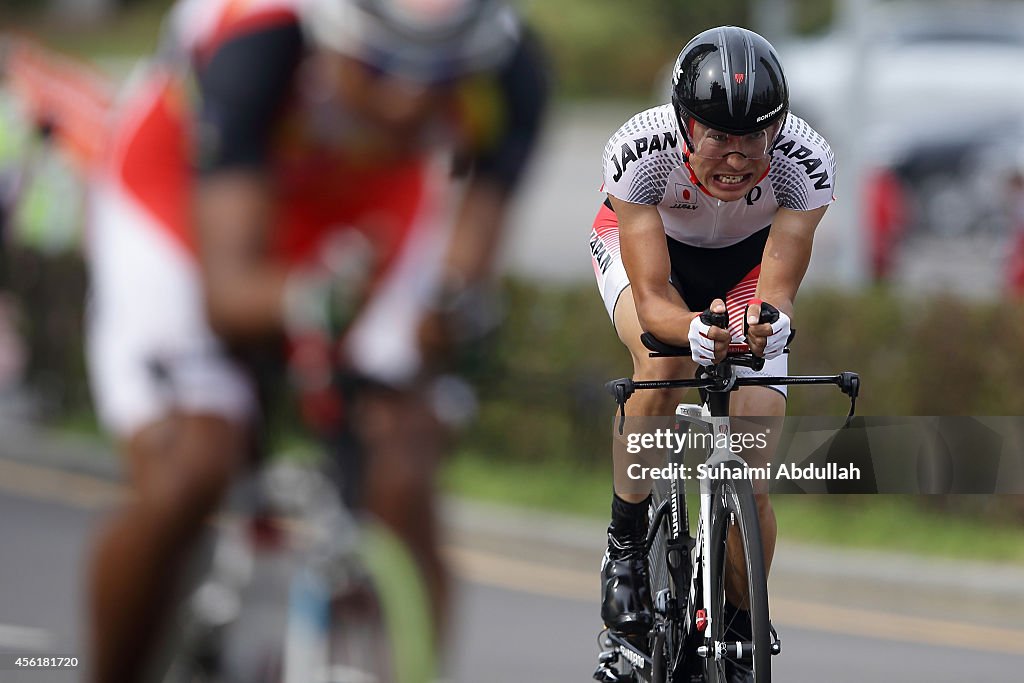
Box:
[421,32,549,357]
[442,31,548,283]
[197,173,287,340]
[193,23,303,341]
[746,205,828,355]
[613,196,730,351]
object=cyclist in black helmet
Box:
[590,25,835,681]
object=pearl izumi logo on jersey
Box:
[609,132,679,182]
[671,182,698,210]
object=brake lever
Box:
[837,372,860,428]
[605,379,635,435]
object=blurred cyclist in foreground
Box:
[54,0,549,680]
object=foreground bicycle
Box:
[594,306,860,683]
[162,375,438,683]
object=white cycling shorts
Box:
[86,182,257,437]
[86,178,449,439]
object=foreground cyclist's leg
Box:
[88,414,247,683]
[724,386,782,609]
[358,385,450,639]
[600,287,694,635]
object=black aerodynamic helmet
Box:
[671,26,788,151]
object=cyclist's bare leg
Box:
[612,285,696,502]
[723,385,783,609]
[88,414,247,683]
[358,387,449,638]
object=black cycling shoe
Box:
[600,527,653,636]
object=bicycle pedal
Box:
[592,664,621,683]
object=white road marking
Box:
[0,623,53,651]
[0,460,127,509]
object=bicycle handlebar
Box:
[641,302,794,371]
[639,332,778,370]
[610,304,858,432]
[606,370,860,434]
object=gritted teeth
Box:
[715,174,750,184]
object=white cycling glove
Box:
[687,314,719,366]
[762,311,792,360]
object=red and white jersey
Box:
[163,0,302,59]
[601,105,836,248]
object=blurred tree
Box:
[524,0,747,98]
[49,0,116,22]
[524,0,834,99]
[791,0,835,34]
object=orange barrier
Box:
[3,37,115,175]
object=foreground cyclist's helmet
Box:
[671,26,788,152]
[300,0,520,84]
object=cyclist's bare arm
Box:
[192,23,303,341]
[746,204,828,351]
[196,172,288,341]
[612,195,723,348]
[441,179,509,286]
[441,32,549,289]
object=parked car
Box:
[783,1,1024,280]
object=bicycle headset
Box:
[299,0,521,85]
[671,25,789,153]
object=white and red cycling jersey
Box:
[601,105,835,245]
[75,0,549,436]
[589,106,836,393]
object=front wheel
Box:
[703,477,770,683]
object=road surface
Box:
[1,454,1023,682]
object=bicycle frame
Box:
[600,402,748,681]
[597,350,860,683]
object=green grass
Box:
[443,451,613,519]
[443,451,1024,565]
[772,495,1024,564]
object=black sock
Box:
[610,492,651,532]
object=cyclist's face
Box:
[319,52,451,138]
[686,121,774,202]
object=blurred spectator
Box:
[865,167,908,282]
[0,39,107,417]
[1007,170,1024,297]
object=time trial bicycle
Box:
[594,305,860,683]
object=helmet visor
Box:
[691,122,781,161]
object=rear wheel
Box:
[703,476,770,683]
